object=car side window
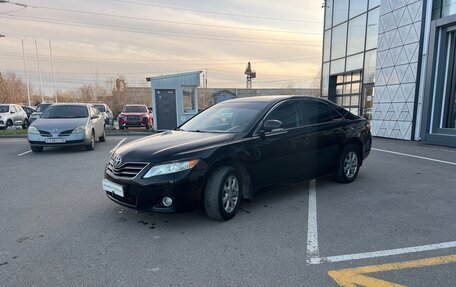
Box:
[265,101,300,129]
[300,101,342,125]
[10,106,16,113]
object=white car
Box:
[94,103,114,125]
[0,104,29,130]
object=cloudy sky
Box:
[0,0,323,96]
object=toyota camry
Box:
[103,96,371,221]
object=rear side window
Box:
[265,101,300,129]
[300,101,342,125]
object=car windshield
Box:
[94,104,106,112]
[41,105,89,119]
[36,103,52,112]
[0,105,9,113]
[123,106,147,113]
[180,102,265,133]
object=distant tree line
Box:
[0,72,135,115]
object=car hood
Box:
[0,112,10,117]
[121,113,148,116]
[32,118,88,134]
[114,130,236,163]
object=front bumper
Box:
[103,166,207,213]
[28,132,90,147]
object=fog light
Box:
[162,197,173,207]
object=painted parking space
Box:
[329,254,456,287]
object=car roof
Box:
[222,95,319,105]
[48,103,90,107]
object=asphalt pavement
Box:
[0,136,455,286]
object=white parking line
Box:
[306,179,321,264]
[110,138,127,154]
[17,150,32,156]
[372,148,456,166]
[321,241,456,263]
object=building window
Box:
[331,23,348,60]
[366,8,379,51]
[333,0,349,25]
[332,71,362,115]
[349,0,368,18]
[182,86,196,113]
[347,14,367,55]
[325,0,333,30]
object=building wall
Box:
[198,88,320,109]
[371,0,424,140]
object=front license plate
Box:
[102,179,124,197]
[45,138,66,143]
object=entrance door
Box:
[362,84,374,121]
[155,89,177,130]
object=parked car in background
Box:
[28,103,106,152]
[0,104,29,129]
[94,103,114,125]
[29,102,53,124]
[103,96,372,221]
[21,106,36,119]
[118,104,153,130]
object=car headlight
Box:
[72,126,87,134]
[28,126,39,134]
[143,160,199,179]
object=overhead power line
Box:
[18,3,320,36]
[0,15,322,46]
[112,0,322,24]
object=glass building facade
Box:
[321,0,380,119]
[321,0,456,147]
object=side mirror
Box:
[10,110,15,114]
[91,115,99,119]
[263,119,284,132]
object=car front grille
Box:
[59,130,74,137]
[39,130,52,137]
[127,116,140,121]
[107,160,149,179]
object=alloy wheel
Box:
[222,175,239,214]
[343,151,358,179]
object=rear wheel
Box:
[22,119,29,129]
[99,127,106,142]
[31,146,43,153]
[334,145,360,183]
[85,131,95,151]
[204,166,242,221]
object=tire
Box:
[85,131,95,151]
[334,144,361,183]
[119,126,124,130]
[22,119,29,129]
[99,127,106,142]
[31,146,43,153]
[6,120,13,129]
[204,166,242,221]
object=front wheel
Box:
[22,119,29,129]
[204,166,242,221]
[85,131,95,151]
[99,127,106,142]
[334,145,360,183]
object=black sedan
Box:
[103,96,371,221]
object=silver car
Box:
[28,103,106,152]
[0,104,29,129]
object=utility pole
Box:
[35,40,44,102]
[205,68,208,88]
[21,40,31,106]
[245,62,256,89]
[49,41,57,103]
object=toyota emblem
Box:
[112,154,122,167]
